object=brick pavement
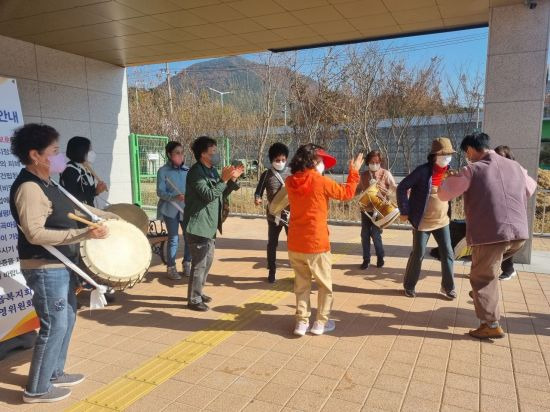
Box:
[1,217,549,411]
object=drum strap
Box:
[17,224,108,309]
[35,180,108,308]
[52,179,102,223]
[42,244,107,309]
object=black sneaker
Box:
[23,387,71,403]
[188,302,209,312]
[499,271,517,281]
[360,260,370,270]
[268,272,275,283]
[440,287,457,300]
[376,257,385,268]
[201,295,212,304]
[404,289,416,298]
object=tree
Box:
[440,68,484,167]
[374,57,441,172]
[342,45,386,160]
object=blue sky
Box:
[127,27,488,88]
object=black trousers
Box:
[267,219,288,275]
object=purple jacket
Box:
[439,151,537,246]
[396,163,434,229]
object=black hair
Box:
[289,143,322,174]
[268,142,289,162]
[191,136,217,161]
[66,136,91,163]
[165,141,183,157]
[366,150,383,165]
[495,145,515,160]
[11,123,59,165]
[427,153,436,164]
[460,132,490,152]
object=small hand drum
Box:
[357,183,400,229]
[79,219,152,290]
[268,186,289,215]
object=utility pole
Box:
[135,80,141,108]
[283,103,287,127]
[166,62,173,115]
[208,87,233,109]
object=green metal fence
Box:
[129,133,169,216]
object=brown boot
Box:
[469,323,505,339]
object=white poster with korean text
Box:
[0,77,38,342]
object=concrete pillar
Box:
[483,0,550,263]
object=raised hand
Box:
[221,166,233,182]
[350,153,365,171]
[231,165,245,181]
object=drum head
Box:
[269,186,289,215]
[105,203,149,235]
[80,219,152,289]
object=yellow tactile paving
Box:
[65,242,358,411]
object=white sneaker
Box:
[311,320,335,335]
[293,322,310,336]
[167,266,182,280]
[183,261,192,277]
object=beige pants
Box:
[289,251,333,325]
[470,240,525,322]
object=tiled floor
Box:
[1,217,550,411]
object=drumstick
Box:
[166,177,184,196]
[67,212,101,229]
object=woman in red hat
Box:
[285,143,363,336]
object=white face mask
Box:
[316,161,325,174]
[368,163,380,172]
[272,161,285,171]
[436,155,452,168]
[87,150,97,164]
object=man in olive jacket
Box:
[183,136,243,311]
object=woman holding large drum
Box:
[357,150,397,270]
[9,124,115,404]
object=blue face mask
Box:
[210,152,221,166]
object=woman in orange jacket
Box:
[286,143,364,336]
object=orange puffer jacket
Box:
[286,168,359,254]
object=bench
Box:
[147,220,168,264]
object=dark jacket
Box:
[60,161,96,206]
[183,162,239,239]
[254,168,290,223]
[396,163,433,230]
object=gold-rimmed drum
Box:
[357,183,400,229]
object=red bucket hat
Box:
[317,148,337,170]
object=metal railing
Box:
[534,188,550,236]
[229,180,550,236]
[228,178,410,227]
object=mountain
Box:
[157,56,313,113]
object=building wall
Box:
[483,2,550,263]
[0,34,131,204]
